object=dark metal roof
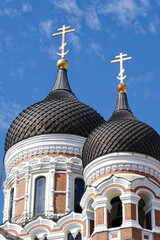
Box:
[82,92,160,167]
[5,68,105,152]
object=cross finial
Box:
[53,24,75,58]
[111,52,132,84]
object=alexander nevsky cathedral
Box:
[0,25,160,240]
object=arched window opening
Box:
[110,196,122,228]
[9,188,14,221]
[34,177,46,216]
[138,198,146,228]
[43,235,47,240]
[34,236,39,240]
[68,233,74,240]
[87,198,94,236]
[74,178,85,213]
[75,232,82,240]
[138,192,152,230]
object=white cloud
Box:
[68,33,81,51]
[22,3,32,13]
[88,42,105,60]
[39,19,54,37]
[10,61,36,78]
[149,17,160,33]
[134,21,145,34]
[98,0,150,25]
[40,44,57,60]
[52,0,83,16]
[0,3,32,18]
[128,71,154,86]
[0,96,21,131]
[0,8,20,17]
[85,7,101,30]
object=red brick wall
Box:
[16,199,24,219]
[95,208,104,226]
[54,193,66,213]
[120,228,142,240]
[83,220,86,237]
[125,203,136,220]
[153,233,160,240]
[155,210,160,227]
[92,231,108,240]
[55,173,66,191]
[17,178,26,198]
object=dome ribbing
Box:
[5,68,105,152]
[82,92,160,167]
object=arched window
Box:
[34,236,39,240]
[9,188,14,221]
[138,198,146,228]
[34,177,46,216]
[110,196,122,228]
[75,232,82,240]
[74,178,85,213]
[138,192,152,230]
[68,233,74,240]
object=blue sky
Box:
[0,0,160,223]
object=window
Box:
[34,177,46,216]
[110,196,122,228]
[74,178,85,213]
[9,188,14,221]
[68,233,74,240]
[75,232,82,240]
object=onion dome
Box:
[5,67,105,152]
[82,84,160,167]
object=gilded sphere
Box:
[117,83,127,93]
[57,58,68,69]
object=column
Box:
[23,168,30,221]
[92,197,111,233]
[3,189,7,222]
[65,167,72,213]
[120,192,141,228]
[49,168,55,217]
[145,199,160,232]
[12,172,18,221]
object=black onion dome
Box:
[5,68,105,152]
[82,92,160,167]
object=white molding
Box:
[120,192,141,205]
[84,152,160,185]
[4,134,86,174]
[1,212,83,237]
[5,155,82,188]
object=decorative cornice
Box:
[83,152,160,185]
[4,155,82,188]
[1,212,83,237]
[81,175,160,209]
[4,134,86,175]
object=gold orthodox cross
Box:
[53,25,75,58]
[111,53,132,84]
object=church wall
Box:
[55,172,66,191]
[125,203,136,220]
[95,208,104,226]
[16,199,25,220]
[120,227,142,239]
[54,193,66,213]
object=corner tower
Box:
[82,53,160,240]
[1,25,105,240]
